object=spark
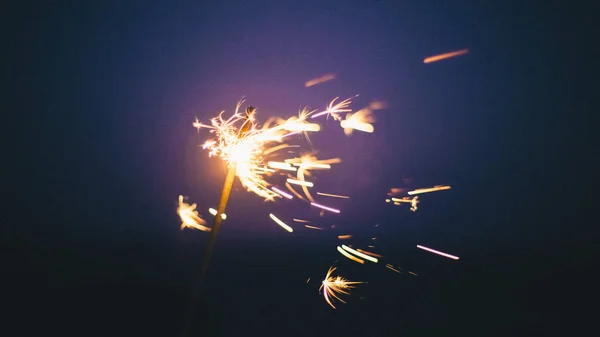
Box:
[268,161,297,171]
[423,48,469,64]
[417,245,459,260]
[356,249,383,258]
[338,235,352,240]
[339,100,383,136]
[194,99,349,202]
[271,186,293,199]
[269,213,294,233]
[319,266,364,309]
[193,104,283,201]
[311,96,356,119]
[306,278,311,283]
[305,225,323,230]
[337,246,364,264]
[317,192,350,199]
[409,271,418,276]
[311,202,340,213]
[286,178,314,187]
[408,185,451,195]
[390,196,419,211]
[292,162,331,169]
[386,265,401,273]
[341,245,378,263]
[285,182,306,200]
[293,218,311,223]
[305,73,337,87]
[208,208,227,219]
[177,195,211,232]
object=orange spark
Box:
[356,249,383,258]
[319,266,363,309]
[337,246,364,264]
[341,245,378,263]
[338,235,352,240]
[423,49,469,64]
[317,192,350,199]
[304,225,323,230]
[177,195,211,232]
[305,73,337,87]
[407,185,451,195]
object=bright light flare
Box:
[177,195,211,232]
[319,266,364,309]
[423,48,469,64]
[417,245,459,260]
[269,213,293,233]
[338,235,352,240]
[310,202,340,213]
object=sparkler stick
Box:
[181,107,255,337]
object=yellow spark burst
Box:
[319,266,364,309]
[177,195,211,232]
[193,99,356,202]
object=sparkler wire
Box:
[180,108,255,337]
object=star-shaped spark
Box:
[319,266,364,309]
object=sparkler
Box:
[181,95,383,332]
[319,266,364,309]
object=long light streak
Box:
[423,48,469,64]
[286,178,314,187]
[337,246,364,264]
[407,185,451,195]
[317,192,350,199]
[310,202,340,213]
[271,186,293,199]
[417,245,459,260]
[304,225,323,230]
[305,73,336,87]
[356,249,383,258]
[341,245,378,263]
[269,213,293,233]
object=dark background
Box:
[3,1,594,336]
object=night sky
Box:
[4,1,593,336]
